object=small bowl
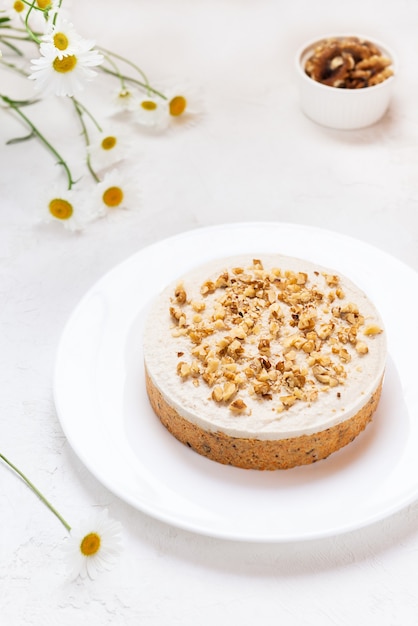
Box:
[295,34,396,130]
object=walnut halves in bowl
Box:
[295,34,396,129]
[304,37,393,89]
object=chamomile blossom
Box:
[41,16,93,59]
[29,40,103,97]
[35,0,57,10]
[2,0,49,31]
[88,128,131,169]
[134,93,169,130]
[40,186,91,232]
[92,169,139,216]
[1,455,123,582]
[113,87,137,112]
[165,85,204,127]
[63,509,123,580]
[43,0,70,22]
[3,0,29,21]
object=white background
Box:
[1,0,418,623]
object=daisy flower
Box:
[42,0,70,21]
[41,16,94,59]
[134,93,169,130]
[3,0,29,20]
[165,85,204,127]
[2,0,51,31]
[29,41,103,97]
[40,186,91,232]
[113,87,137,112]
[36,0,54,9]
[88,128,131,169]
[92,169,139,216]
[64,509,123,580]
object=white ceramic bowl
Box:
[295,35,396,130]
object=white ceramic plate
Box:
[54,222,418,542]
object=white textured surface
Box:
[1,0,418,623]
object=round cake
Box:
[143,255,386,470]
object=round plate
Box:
[54,222,418,542]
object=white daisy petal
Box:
[2,0,29,20]
[39,185,91,232]
[92,169,140,216]
[165,84,205,127]
[63,509,123,580]
[88,128,131,169]
[1,0,55,32]
[134,93,169,130]
[29,42,103,97]
[113,87,137,112]
[41,17,90,59]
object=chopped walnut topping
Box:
[200,281,216,296]
[191,300,206,312]
[177,362,190,378]
[170,258,382,414]
[323,273,340,286]
[364,325,383,335]
[355,341,369,355]
[258,338,271,354]
[215,272,230,288]
[212,385,223,402]
[280,395,297,409]
[170,305,186,326]
[229,398,247,412]
[253,381,271,396]
[174,283,187,304]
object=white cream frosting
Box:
[143,255,386,441]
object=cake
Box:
[143,255,386,470]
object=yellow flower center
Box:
[53,32,69,51]
[49,198,73,220]
[13,1,25,12]
[169,95,187,117]
[53,55,77,74]
[101,136,117,151]
[118,90,131,99]
[141,100,157,111]
[37,0,51,8]
[80,532,101,556]
[103,186,124,207]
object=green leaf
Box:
[6,132,36,145]
[0,39,24,55]
[3,97,39,107]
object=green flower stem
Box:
[24,1,42,44]
[0,452,71,532]
[98,65,167,100]
[0,39,26,56]
[0,34,35,41]
[71,98,101,184]
[97,46,151,90]
[52,0,64,26]
[1,94,75,190]
[0,26,42,39]
[100,51,127,91]
[0,59,29,75]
